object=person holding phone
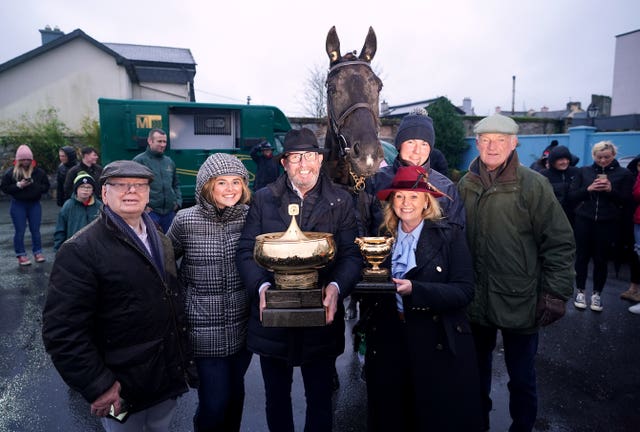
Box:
[0,144,50,266]
[569,140,634,311]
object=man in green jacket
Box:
[458,114,575,432]
[134,128,181,232]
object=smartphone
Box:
[108,398,130,423]
[597,174,607,180]
[23,178,32,183]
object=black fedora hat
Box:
[278,128,329,161]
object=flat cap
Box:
[100,160,154,184]
[473,113,519,135]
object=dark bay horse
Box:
[324,26,384,192]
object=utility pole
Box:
[511,75,516,115]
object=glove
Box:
[535,292,566,327]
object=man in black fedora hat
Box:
[237,127,362,431]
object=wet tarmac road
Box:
[0,198,639,431]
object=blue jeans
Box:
[10,199,42,256]
[259,355,334,432]
[194,349,252,432]
[148,210,175,234]
[472,324,539,432]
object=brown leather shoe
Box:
[620,284,640,302]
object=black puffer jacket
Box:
[43,211,197,413]
[236,173,362,364]
[540,146,580,224]
[569,160,634,222]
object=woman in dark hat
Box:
[362,165,483,431]
[530,140,559,172]
[540,145,580,227]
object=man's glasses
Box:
[285,152,318,163]
[106,182,150,192]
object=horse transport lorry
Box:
[98,98,292,205]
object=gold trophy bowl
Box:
[355,236,394,282]
[252,204,336,327]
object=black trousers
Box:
[574,216,617,293]
[259,355,334,432]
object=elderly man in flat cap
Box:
[457,114,575,432]
[43,160,197,432]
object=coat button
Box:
[432,315,440,322]
[435,344,443,351]
[456,325,463,332]
[436,266,442,272]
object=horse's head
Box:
[325,26,384,183]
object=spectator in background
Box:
[64,146,103,201]
[250,140,281,191]
[54,171,102,252]
[56,146,77,207]
[540,145,580,227]
[458,114,575,432]
[167,154,252,431]
[569,141,634,312]
[0,144,50,266]
[621,156,640,311]
[529,140,559,172]
[134,128,181,233]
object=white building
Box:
[611,29,640,116]
[0,27,196,132]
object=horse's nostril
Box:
[352,142,360,156]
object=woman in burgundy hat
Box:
[362,165,483,431]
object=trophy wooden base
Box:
[262,308,326,327]
[265,289,322,309]
[354,281,396,294]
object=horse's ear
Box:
[326,26,341,63]
[359,26,377,62]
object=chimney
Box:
[39,25,64,45]
[380,100,389,116]
[462,97,473,115]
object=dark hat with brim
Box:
[277,128,329,161]
[100,160,154,184]
[377,166,445,201]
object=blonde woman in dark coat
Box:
[363,165,483,432]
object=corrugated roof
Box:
[104,43,195,64]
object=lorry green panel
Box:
[98,98,292,206]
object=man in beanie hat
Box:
[134,128,182,233]
[457,113,575,431]
[53,171,102,251]
[43,160,197,431]
[0,144,50,265]
[371,108,464,230]
[237,127,361,431]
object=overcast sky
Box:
[1,0,638,117]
